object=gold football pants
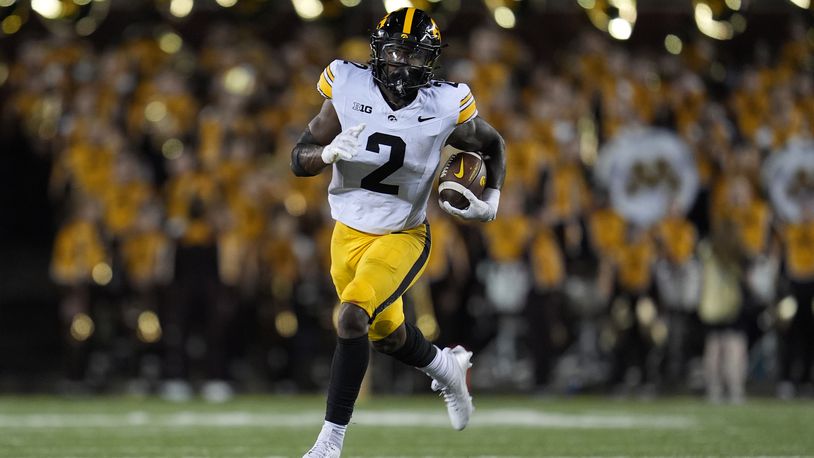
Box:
[330,221,431,341]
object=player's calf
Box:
[381,322,435,367]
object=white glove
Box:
[440,187,500,222]
[321,123,366,164]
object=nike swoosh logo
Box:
[418,116,436,122]
[454,160,465,179]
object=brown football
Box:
[438,152,487,210]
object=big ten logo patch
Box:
[353,102,373,114]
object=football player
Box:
[291,8,506,457]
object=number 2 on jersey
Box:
[360,132,405,195]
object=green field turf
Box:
[0,394,812,457]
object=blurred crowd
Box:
[2,15,814,403]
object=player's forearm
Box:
[481,133,506,190]
[291,128,330,177]
[447,117,506,190]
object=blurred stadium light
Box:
[291,0,323,20]
[483,0,521,29]
[383,0,413,12]
[155,0,195,19]
[787,0,811,9]
[31,0,110,36]
[693,0,748,40]
[664,33,683,54]
[1,0,30,36]
[579,0,637,40]
[5,0,804,43]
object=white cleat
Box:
[431,345,474,430]
[303,441,341,458]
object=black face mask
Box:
[372,40,438,97]
[383,64,423,96]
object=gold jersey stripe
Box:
[318,72,333,99]
[459,92,473,107]
[403,7,416,35]
[325,65,335,82]
[457,99,477,125]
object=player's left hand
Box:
[440,188,500,222]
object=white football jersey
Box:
[316,59,478,234]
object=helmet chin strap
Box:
[382,65,416,98]
[377,77,417,108]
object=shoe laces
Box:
[305,441,336,457]
[437,381,464,412]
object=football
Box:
[438,151,487,210]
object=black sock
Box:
[388,322,436,368]
[325,335,370,425]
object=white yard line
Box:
[0,409,694,429]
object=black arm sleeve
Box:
[290,127,330,177]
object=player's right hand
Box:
[440,187,500,222]
[321,123,366,164]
